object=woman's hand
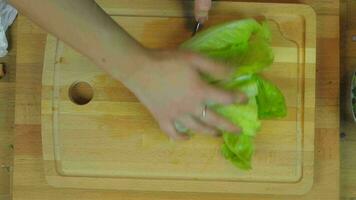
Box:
[195,0,212,23]
[125,50,245,140]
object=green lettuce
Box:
[212,98,260,136]
[255,77,287,119]
[222,134,254,170]
[181,19,274,76]
[212,75,286,169]
[181,19,287,170]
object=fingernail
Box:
[198,16,208,24]
[195,11,209,23]
[235,93,249,104]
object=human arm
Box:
[9,0,242,139]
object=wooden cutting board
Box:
[41,1,316,195]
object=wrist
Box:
[93,37,150,79]
[111,48,152,81]
[119,50,157,93]
[99,46,155,92]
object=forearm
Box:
[9,0,149,82]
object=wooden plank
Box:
[13,0,340,199]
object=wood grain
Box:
[341,0,356,199]
[0,20,17,200]
[41,3,316,195]
[13,0,340,199]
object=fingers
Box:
[160,97,243,140]
[196,109,241,135]
[205,87,247,105]
[178,115,218,136]
[235,92,249,104]
[187,54,233,79]
[181,52,248,104]
[205,87,235,105]
[194,0,212,23]
[159,121,189,141]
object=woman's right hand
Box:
[124,50,245,140]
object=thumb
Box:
[194,0,212,23]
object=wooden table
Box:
[341,0,356,199]
[13,0,340,199]
[0,23,17,200]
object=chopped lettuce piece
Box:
[222,134,254,170]
[255,76,287,119]
[212,98,260,136]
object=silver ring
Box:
[202,104,208,118]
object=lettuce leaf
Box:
[255,77,287,119]
[210,74,287,135]
[214,75,286,169]
[181,19,274,76]
[180,19,287,170]
[221,134,254,170]
[212,98,260,136]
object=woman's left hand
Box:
[194,0,212,23]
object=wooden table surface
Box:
[0,23,16,200]
[12,0,340,199]
[341,0,356,199]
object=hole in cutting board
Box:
[68,81,94,105]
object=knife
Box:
[192,21,203,36]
